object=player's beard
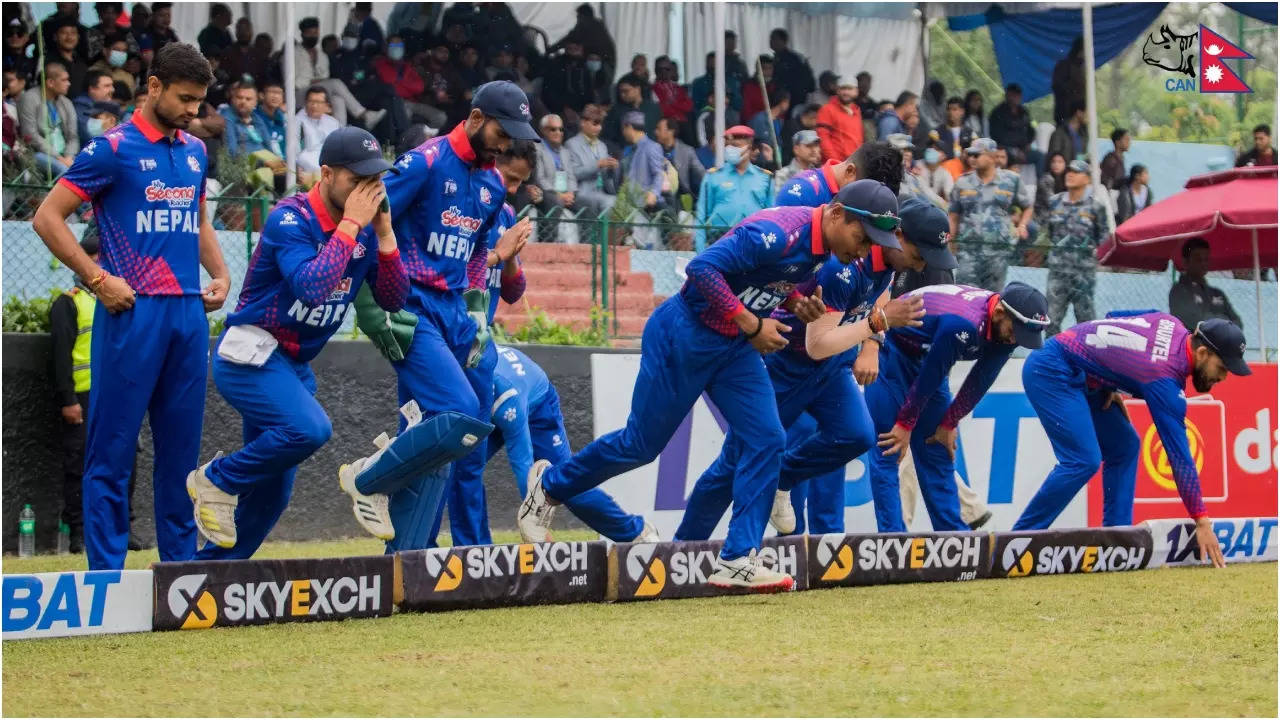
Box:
[1191,363,1215,393]
[469,123,500,166]
[152,98,192,130]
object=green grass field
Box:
[3,535,1276,717]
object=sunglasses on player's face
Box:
[841,205,900,231]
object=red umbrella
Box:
[1098,165,1277,271]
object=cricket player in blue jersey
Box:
[34,44,230,570]
[182,128,409,558]
[520,181,901,591]
[350,81,539,552]
[675,197,960,542]
[489,345,658,542]
[869,281,1049,532]
[1013,314,1249,568]
[774,141,904,207]
[437,140,534,546]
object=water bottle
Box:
[18,504,35,557]
[57,522,70,555]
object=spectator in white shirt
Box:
[297,86,341,184]
[295,16,384,129]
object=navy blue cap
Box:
[835,179,901,250]
[1194,319,1251,375]
[318,127,399,177]
[472,81,541,142]
[998,281,1049,349]
[898,196,957,271]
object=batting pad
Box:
[354,410,494,496]
[385,464,453,553]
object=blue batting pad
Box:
[355,411,494,496]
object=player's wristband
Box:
[338,217,362,235]
[868,308,888,334]
[88,269,108,289]
[743,314,763,340]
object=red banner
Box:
[1088,363,1278,523]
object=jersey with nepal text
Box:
[483,203,526,322]
[384,123,505,296]
[886,284,1015,432]
[1051,311,1204,517]
[680,206,830,336]
[491,345,555,485]
[774,159,841,207]
[58,113,208,295]
[227,186,410,362]
[774,247,895,358]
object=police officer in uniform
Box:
[694,125,773,251]
[1045,159,1109,336]
[48,235,142,553]
[949,137,1033,292]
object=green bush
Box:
[1,291,61,333]
[209,315,226,338]
[493,306,612,347]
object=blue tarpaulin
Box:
[1225,2,1278,25]
[947,3,1168,102]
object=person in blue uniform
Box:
[352,81,539,552]
[520,180,901,591]
[489,345,657,542]
[33,43,231,570]
[184,127,409,559]
[868,281,1049,532]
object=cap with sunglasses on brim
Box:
[898,196,957,271]
[835,179,901,250]
[1066,159,1090,174]
[471,81,541,142]
[965,137,998,155]
[998,281,1049,349]
[318,127,400,176]
[1194,319,1252,376]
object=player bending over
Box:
[1013,313,1250,568]
[869,281,1048,532]
[520,181,899,591]
[185,128,408,557]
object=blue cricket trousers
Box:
[439,340,497,546]
[488,386,644,542]
[784,414,847,535]
[541,297,784,562]
[83,296,207,570]
[1013,343,1139,529]
[196,347,332,559]
[864,342,967,532]
[676,350,872,541]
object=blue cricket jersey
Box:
[491,345,554,485]
[775,245,896,358]
[59,113,208,295]
[1051,311,1204,516]
[774,159,841,207]
[227,186,410,362]
[384,123,506,299]
[887,284,1015,431]
[482,203,525,322]
[680,206,830,336]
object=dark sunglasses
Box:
[841,205,901,231]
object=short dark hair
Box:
[945,96,964,109]
[86,70,112,90]
[112,82,132,102]
[1128,163,1147,184]
[1110,128,1129,143]
[576,3,594,18]
[856,71,871,81]
[354,2,372,15]
[1069,99,1086,115]
[851,141,903,195]
[1254,123,1271,136]
[259,79,284,92]
[150,42,213,87]
[152,2,172,12]
[299,17,320,32]
[229,81,256,96]
[771,88,791,107]
[894,91,918,108]
[617,73,643,90]
[658,117,681,136]
[501,139,538,171]
[210,3,230,19]
[1005,82,1022,93]
[305,85,329,103]
[801,103,820,116]
[770,28,788,42]
[1182,237,1210,259]
[96,2,125,13]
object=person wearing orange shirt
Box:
[816,77,862,162]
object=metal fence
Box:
[4,183,1275,358]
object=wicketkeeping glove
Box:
[354,284,417,362]
[463,288,491,369]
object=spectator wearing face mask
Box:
[295,17,385,129]
[73,70,114,145]
[374,35,444,130]
[89,38,136,94]
[87,2,138,61]
[694,125,771,251]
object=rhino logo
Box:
[1142,25,1197,77]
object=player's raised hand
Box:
[925,425,957,461]
[883,296,925,328]
[750,317,790,354]
[97,273,136,313]
[878,423,911,460]
[343,179,385,229]
[790,285,825,324]
[372,180,394,239]
[494,217,530,263]
[202,276,230,312]
[1194,517,1227,568]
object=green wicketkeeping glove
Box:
[354,284,417,362]
[463,288,491,369]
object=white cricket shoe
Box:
[186,452,236,549]
[339,458,395,541]
[769,489,797,534]
[632,521,660,543]
[708,549,796,592]
[518,459,558,542]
